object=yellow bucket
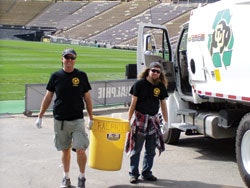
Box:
[88,116,129,171]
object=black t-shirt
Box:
[46,68,91,120]
[130,78,168,116]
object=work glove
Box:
[160,122,168,134]
[164,122,168,129]
[87,119,93,130]
[35,117,43,129]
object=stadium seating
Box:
[0,1,52,25]
[88,3,192,46]
[26,1,85,28]
[55,1,120,30]
[0,0,203,46]
[0,0,15,15]
[56,0,158,40]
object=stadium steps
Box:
[0,1,52,25]
[56,0,158,40]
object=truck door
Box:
[137,23,175,92]
[176,23,192,95]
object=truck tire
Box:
[236,113,250,187]
[163,128,181,144]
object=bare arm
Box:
[128,95,137,121]
[38,90,54,118]
[160,99,168,123]
[83,91,93,120]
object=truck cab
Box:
[136,1,250,187]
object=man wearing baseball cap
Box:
[36,48,93,188]
[126,61,168,184]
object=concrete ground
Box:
[0,107,246,188]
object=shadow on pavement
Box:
[108,178,243,188]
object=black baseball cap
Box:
[62,48,77,57]
[149,62,163,70]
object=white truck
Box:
[136,0,250,187]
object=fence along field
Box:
[0,40,136,101]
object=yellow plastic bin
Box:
[88,116,129,171]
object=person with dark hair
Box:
[126,61,168,184]
[35,48,93,188]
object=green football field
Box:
[0,40,136,101]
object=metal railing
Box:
[24,79,136,115]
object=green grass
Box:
[0,40,136,100]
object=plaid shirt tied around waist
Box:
[125,111,165,156]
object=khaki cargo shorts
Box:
[54,119,89,151]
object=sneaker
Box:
[130,176,138,184]
[77,177,86,188]
[142,174,157,181]
[61,177,71,188]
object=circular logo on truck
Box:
[208,9,234,68]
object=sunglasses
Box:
[64,55,76,60]
[150,69,161,74]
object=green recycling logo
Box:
[208,9,234,68]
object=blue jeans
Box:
[129,132,156,178]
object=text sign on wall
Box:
[91,80,133,106]
[25,79,136,112]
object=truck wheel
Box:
[163,128,181,144]
[236,113,250,187]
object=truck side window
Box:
[144,29,171,68]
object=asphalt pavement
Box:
[0,107,247,188]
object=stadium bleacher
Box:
[56,0,159,40]
[0,0,218,46]
[0,0,52,25]
[88,3,192,45]
[55,1,121,30]
[26,1,86,28]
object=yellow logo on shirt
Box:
[153,88,160,97]
[72,77,80,86]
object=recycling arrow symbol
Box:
[208,9,234,68]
